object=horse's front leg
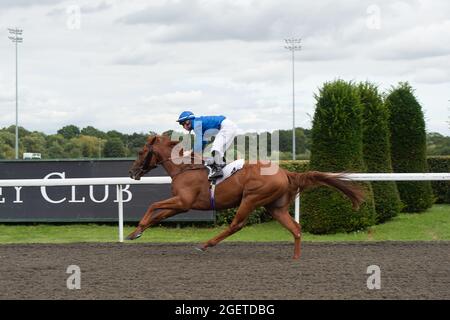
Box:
[126,196,188,240]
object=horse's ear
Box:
[147,136,157,145]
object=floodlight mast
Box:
[284,38,302,223]
[284,38,301,160]
[8,27,23,160]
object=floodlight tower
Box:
[8,27,23,160]
[285,38,302,223]
[284,38,301,161]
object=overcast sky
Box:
[0,0,449,136]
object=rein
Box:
[159,156,206,180]
[142,151,206,180]
[138,144,215,211]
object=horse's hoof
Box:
[126,232,142,241]
[195,246,206,252]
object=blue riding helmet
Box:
[177,111,195,123]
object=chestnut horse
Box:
[127,135,365,259]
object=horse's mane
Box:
[147,134,181,147]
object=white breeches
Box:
[211,118,237,156]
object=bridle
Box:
[140,143,177,171]
[141,143,158,172]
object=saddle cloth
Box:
[215,159,245,185]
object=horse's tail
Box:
[287,171,365,210]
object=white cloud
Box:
[141,90,203,105]
[0,0,448,136]
[413,68,450,84]
[0,0,62,9]
[370,21,450,61]
[118,0,368,43]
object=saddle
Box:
[209,159,245,211]
[211,159,245,185]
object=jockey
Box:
[177,111,237,181]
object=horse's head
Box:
[129,135,179,180]
[129,135,161,180]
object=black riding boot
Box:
[208,151,225,181]
[208,163,224,181]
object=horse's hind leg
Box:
[267,206,302,260]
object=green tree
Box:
[0,130,15,147]
[81,126,107,139]
[63,139,83,158]
[427,132,450,155]
[127,132,150,156]
[70,135,104,158]
[106,130,125,141]
[57,125,80,140]
[103,138,126,157]
[427,156,450,203]
[5,125,30,138]
[0,130,16,159]
[46,134,66,159]
[301,80,376,234]
[358,82,402,223]
[386,82,434,212]
[22,132,47,157]
[277,128,309,156]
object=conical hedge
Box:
[301,80,376,234]
[385,82,434,212]
[358,82,402,223]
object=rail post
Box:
[116,184,124,242]
[295,193,300,223]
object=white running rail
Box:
[0,173,449,240]
[0,177,171,242]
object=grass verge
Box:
[0,204,448,244]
